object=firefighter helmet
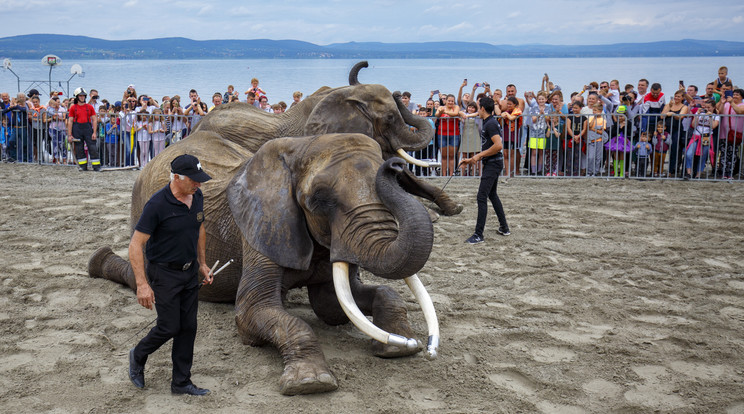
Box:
[74,87,87,97]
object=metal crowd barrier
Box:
[408,113,744,181]
[1,109,193,169]
[3,108,743,181]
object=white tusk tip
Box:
[424,335,440,360]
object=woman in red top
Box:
[67,87,100,171]
[435,94,466,176]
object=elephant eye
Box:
[307,186,336,213]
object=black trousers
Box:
[133,263,199,387]
[72,122,100,168]
[474,156,508,238]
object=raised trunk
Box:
[331,158,433,279]
[390,95,434,153]
[348,61,369,85]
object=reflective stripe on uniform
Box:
[78,159,88,165]
[90,159,101,166]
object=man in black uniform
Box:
[459,97,510,244]
[128,154,214,395]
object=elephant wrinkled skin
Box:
[89,134,435,395]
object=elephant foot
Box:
[441,202,464,216]
[279,359,338,395]
[372,338,423,358]
[88,246,115,279]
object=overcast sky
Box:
[3,0,743,45]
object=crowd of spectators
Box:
[0,78,297,169]
[402,66,744,180]
[2,67,743,180]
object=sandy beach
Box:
[1,162,743,413]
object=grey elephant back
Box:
[130,130,254,302]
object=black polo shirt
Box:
[135,184,205,265]
[481,115,503,162]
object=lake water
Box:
[2,57,742,106]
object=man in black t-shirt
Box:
[128,154,214,396]
[459,97,510,244]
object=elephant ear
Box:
[305,88,374,136]
[227,138,313,270]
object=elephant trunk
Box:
[88,246,138,291]
[391,94,434,153]
[333,158,433,279]
[348,61,369,85]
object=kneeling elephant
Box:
[89,133,439,395]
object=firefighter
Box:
[67,87,100,171]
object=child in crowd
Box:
[459,101,482,176]
[246,78,266,100]
[685,98,719,179]
[46,96,67,165]
[105,109,120,167]
[713,66,731,94]
[544,109,562,176]
[149,109,167,159]
[565,101,586,176]
[223,85,237,104]
[586,103,607,176]
[271,104,283,114]
[259,96,272,112]
[291,91,302,108]
[605,106,633,177]
[651,122,671,177]
[633,132,653,177]
[135,110,150,168]
[528,92,549,175]
[501,96,523,176]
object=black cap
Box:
[171,154,212,182]
[27,89,40,98]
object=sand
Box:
[1,162,744,413]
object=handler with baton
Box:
[128,154,213,396]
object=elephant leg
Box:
[398,169,463,216]
[307,262,349,326]
[236,246,337,395]
[349,271,422,358]
[88,246,138,292]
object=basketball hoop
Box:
[42,55,61,67]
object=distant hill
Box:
[1,35,742,59]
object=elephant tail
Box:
[88,246,138,292]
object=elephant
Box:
[189,61,463,217]
[89,134,440,395]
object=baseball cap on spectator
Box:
[27,89,40,98]
[171,154,212,182]
[114,101,122,107]
[616,105,627,114]
[128,84,135,89]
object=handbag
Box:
[727,116,743,144]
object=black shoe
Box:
[683,173,691,180]
[171,383,210,396]
[465,234,484,244]
[92,165,101,172]
[78,165,88,171]
[128,348,145,389]
[497,227,511,236]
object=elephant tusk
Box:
[396,149,441,168]
[404,274,440,360]
[332,262,420,351]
